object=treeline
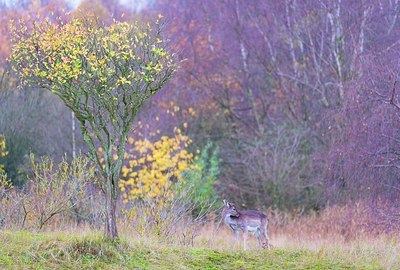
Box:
[1,0,400,215]
[154,0,400,212]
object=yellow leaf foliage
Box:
[0,135,8,174]
[9,15,175,107]
[121,129,194,207]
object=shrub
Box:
[123,183,211,245]
[0,154,96,230]
[0,134,8,174]
[118,128,195,207]
[116,123,218,242]
[26,154,95,229]
[181,141,220,208]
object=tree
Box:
[155,0,400,210]
[10,14,176,239]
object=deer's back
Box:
[228,210,267,232]
[238,210,267,219]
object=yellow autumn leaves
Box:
[119,131,194,205]
[0,135,8,174]
[98,118,196,208]
[10,15,174,99]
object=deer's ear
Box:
[223,199,227,206]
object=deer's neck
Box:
[224,214,240,225]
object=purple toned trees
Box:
[155,0,400,210]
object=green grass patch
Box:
[0,230,388,269]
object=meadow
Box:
[2,1,400,269]
[1,229,397,269]
[1,205,399,270]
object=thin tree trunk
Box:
[104,177,118,240]
[235,0,265,135]
[327,0,345,102]
[72,111,76,159]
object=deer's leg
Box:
[243,230,248,251]
[255,229,262,247]
[233,229,239,249]
[263,223,271,249]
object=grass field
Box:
[1,229,398,269]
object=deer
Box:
[222,199,271,250]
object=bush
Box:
[0,154,96,230]
[0,134,8,174]
[181,141,220,208]
[118,137,218,244]
[118,128,195,207]
[122,183,212,245]
[223,123,321,211]
[27,154,95,229]
[0,172,14,228]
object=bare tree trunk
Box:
[72,111,76,159]
[327,0,345,102]
[387,0,400,34]
[350,0,370,76]
[104,177,118,240]
[234,0,265,135]
[285,0,300,80]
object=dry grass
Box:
[2,200,400,269]
[117,200,400,269]
[268,200,400,241]
[188,201,400,269]
[2,228,397,269]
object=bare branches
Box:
[389,80,400,110]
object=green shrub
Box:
[182,142,220,206]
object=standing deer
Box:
[222,199,271,250]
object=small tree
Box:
[10,15,175,239]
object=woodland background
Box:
[1,0,400,235]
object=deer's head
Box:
[223,199,240,217]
